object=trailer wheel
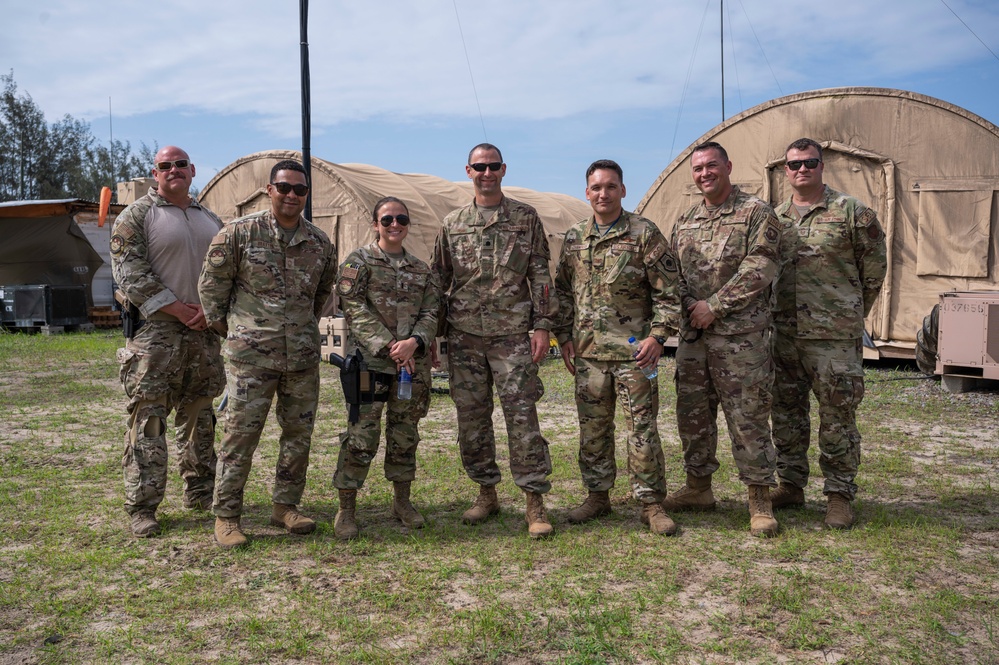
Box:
[914,304,939,375]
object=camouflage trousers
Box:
[674,329,776,486]
[772,333,865,499]
[447,330,552,494]
[213,360,319,517]
[574,357,667,504]
[118,322,224,515]
[332,359,431,490]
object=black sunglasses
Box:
[271,182,310,196]
[469,162,503,172]
[154,159,190,170]
[786,159,821,171]
[379,214,410,227]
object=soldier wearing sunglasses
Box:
[431,143,559,539]
[770,138,887,529]
[198,159,337,549]
[331,197,440,540]
[111,145,225,538]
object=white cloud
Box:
[4,0,998,130]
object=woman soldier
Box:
[331,196,439,539]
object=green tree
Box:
[0,71,152,202]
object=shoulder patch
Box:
[341,263,360,280]
[207,246,228,268]
[117,225,136,240]
[763,217,781,245]
[337,278,356,296]
[110,235,125,256]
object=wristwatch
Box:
[653,335,667,346]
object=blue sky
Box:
[3,0,999,203]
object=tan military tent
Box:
[198,150,590,275]
[637,87,999,358]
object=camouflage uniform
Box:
[198,210,336,517]
[772,185,887,500]
[672,185,782,486]
[110,187,224,515]
[553,211,679,503]
[431,196,558,493]
[332,242,439,489]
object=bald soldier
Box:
[770,137,887,529]
[111,145,224,537]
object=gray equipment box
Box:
[1,284,90,329]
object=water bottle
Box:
[629,336,658,379]
[397,367,412,400]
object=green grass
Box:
[0,331,997,663]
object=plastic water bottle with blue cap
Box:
[397,367,412,400]
[628,336,658,379]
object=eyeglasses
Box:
[469,162,503,172]
[271,182,310,196]
[379,214,410,227]
[154,159,190,171]
[786,159,821,171]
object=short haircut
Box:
[270,159,308,184]
[585,159,624,184]
[372,196,409,221]
[692,141,729,163]
[467,143,503,164]
[786,137,823,160]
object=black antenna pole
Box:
[720,0,725,121]
[109,96,115,186]
[300,0,313,222]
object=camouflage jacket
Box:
[198,210,336,372]
[110,187,222,319]
[336,242,440,374]
[553,210,679,360]
[672,186,782,336]
[432,196,558,337]
[774,185,887,339]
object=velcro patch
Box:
[341,264,360,279]
[110,235,125,255]
[207,246,227,268]
[337,278,355,295]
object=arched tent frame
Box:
[199,150,590,276]
[637,87,999,358]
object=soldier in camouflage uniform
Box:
[771,138,887,529]
[431,143,558,539]
[111,145,225,538]
[332,196,439,540]
[663,142,783,538]
[198,159,337,549]
[553,159,680,535]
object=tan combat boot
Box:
[524,491,553,539]
[392,481,425,529]
[640,503,678,536]
[270,503,317,535]
[748,485,779,538]
[825,493,854,529]
[130,510,160,538]
[334,490,359,541]
[661,473,716,512]
[566,490,611,524]
[214,516,247,549]
[770,482,805,510]
[461,484,500,524]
